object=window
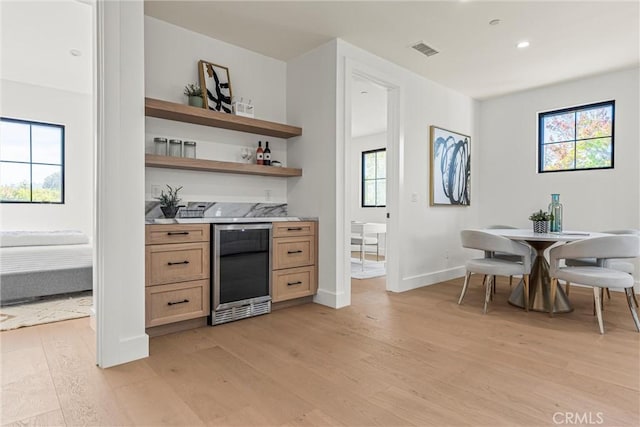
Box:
[361,148,386,207]
[0,118,65,203]
[538,100,614,173]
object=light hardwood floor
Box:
[1,276,639,426]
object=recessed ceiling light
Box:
[489,19,501,26]
[517,41,530,49]
[360,91,368,95]
[70,49,82,57]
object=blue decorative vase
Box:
[548,193,563,233]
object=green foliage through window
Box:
[0,118,65,203]
[538,101,614,173]
[362,148,386,207]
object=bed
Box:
[0,230,93,305]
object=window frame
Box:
[361,148,386,208]
[0,117,65,204]
[537,100,615,174]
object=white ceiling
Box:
[0,0,93,95]
[145,1,639,101]
[351,76,387,138]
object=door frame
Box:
[340,58,403,301]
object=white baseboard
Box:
[100,334,149,369]
[313,288,350,309]
[396,266,466,293]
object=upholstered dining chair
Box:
[485,225,531,291]
[548,235,640,334]
[458,230,532,314]
[565,229,639,307]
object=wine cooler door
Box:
[213,223,272,311]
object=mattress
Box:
[0,244,93,275]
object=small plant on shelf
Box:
[529,209,553,233]
[155,185,182,218]
[184,83,203,108]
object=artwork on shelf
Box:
[198,60,233,113]
[429,126,470,206]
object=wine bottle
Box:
[256,141,264,165]
[264,141,271,166]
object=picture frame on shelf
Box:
[198,59,233,113]
[429,125,470,206]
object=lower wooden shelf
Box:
[145,154,302,177]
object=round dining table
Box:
[483,229,609,313]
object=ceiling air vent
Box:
[411,41,439,57]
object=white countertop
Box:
[149,217,315,224]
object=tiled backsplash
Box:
[145,201,288,221]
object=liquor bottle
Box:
[256,141,264,165]
[264,141,271,166]
[548,193,563,233]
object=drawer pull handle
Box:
[167,231,189,235]
[287,227,303,231]
[287,281,302,286]
[287,250,303,254]
[167,261,190,266]
[167,299,189,306]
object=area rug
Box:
[351,258,386,279]
[0,291,92,331]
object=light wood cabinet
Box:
[145,224,210,328]
[272,221,318,303]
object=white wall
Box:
[286,40,339,307]
[477,68,639,231]
[337,40,480,296]
[96,0,148,368]
[0,81,93,237]
[144,16,289,204]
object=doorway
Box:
[342,60,401,302]
[349,76,388,287]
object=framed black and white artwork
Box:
[198,60,233,113]
[429,126,470,206]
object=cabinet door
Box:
[273,236,315,270]
[146,280,210,327]
[146,224,210,245]
[272,266,316,302]
[146,242,209,286]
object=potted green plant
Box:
[529,209,554,233]
[184,83,203,108]
[155,185,182,218]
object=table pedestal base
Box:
[507,241,573,313]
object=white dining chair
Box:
[458,230,532,314]
[549,235,640,334]
[484,225,534,291]
[564,229,639,307]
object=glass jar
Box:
[548,193,563,233]
[169,139,182,157]
[183,141,196,158]
[153,137,167,156]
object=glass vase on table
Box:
[548,194,563,233]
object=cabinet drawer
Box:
[272,221,315,238]
[146,242,210,286]
[272,266,316,303]
[146,224,210,245]
[146,280,210,327]
[273,236,315,270]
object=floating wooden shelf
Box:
[145,98,302,139]
[145,154,302,178]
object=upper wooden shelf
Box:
[145,98,302,139]
[145,154,302,178]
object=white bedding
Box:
[0,230,89,247]
[0,244,93,275]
